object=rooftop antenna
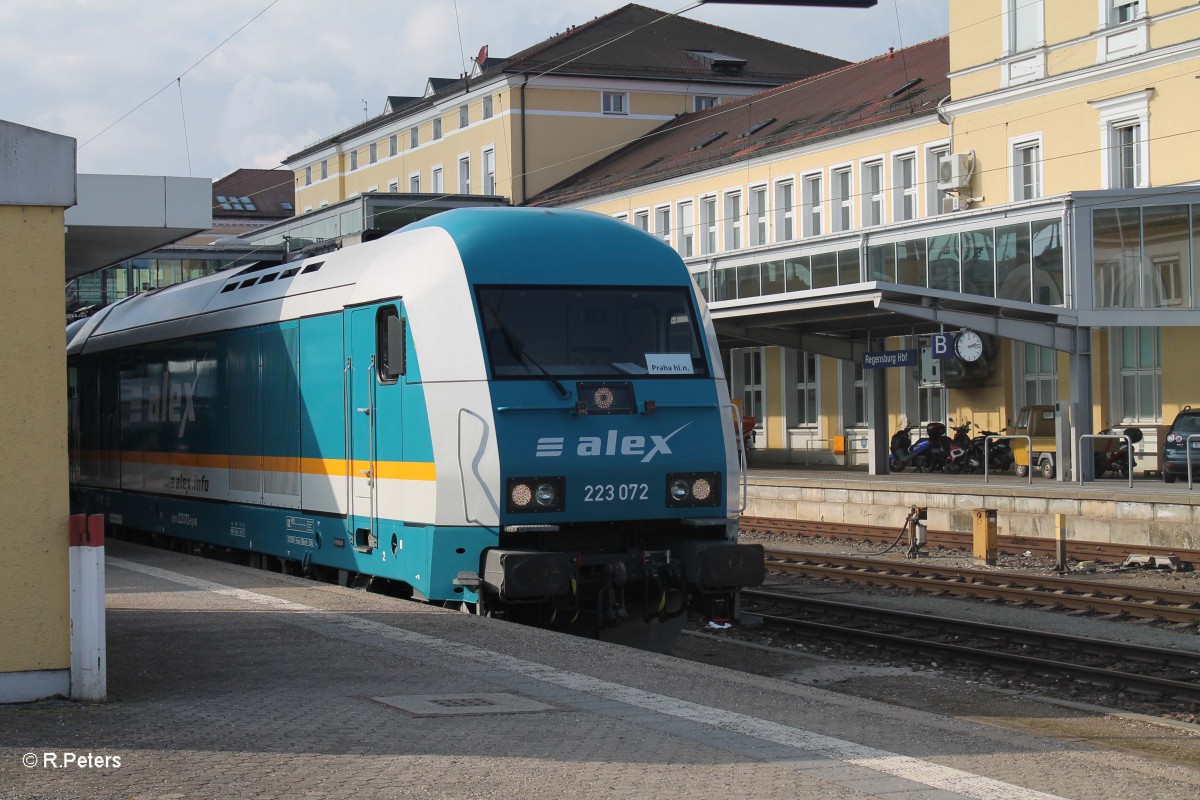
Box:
[362,99,368,121]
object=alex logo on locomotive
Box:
[534,423,691,463]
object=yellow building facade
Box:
[285,3,846,215]
[539,1,1200,477]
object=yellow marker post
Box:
[973,508,997,566]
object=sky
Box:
[0,0,949,181]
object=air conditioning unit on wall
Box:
[937,153,972,191]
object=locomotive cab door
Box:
[348,304,406,552]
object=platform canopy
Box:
[63,174,213,281]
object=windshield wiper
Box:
[484,304,569,399]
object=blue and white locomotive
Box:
[68,207,763,641]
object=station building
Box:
[281,3,846,212]
[530,0,1200,479]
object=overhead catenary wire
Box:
[77,0,282,152]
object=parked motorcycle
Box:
[944,421,975,474]
[1093,426,1142,478]
[951,419,1014,474]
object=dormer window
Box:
[602,91,628,115]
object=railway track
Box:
[741,588,1200,705]
[741,515,1200,566]
[761,548,1200,626]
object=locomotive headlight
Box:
[507,476,565,514]
[666,472,722,508]
[534,483,557,506]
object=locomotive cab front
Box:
[468,277,763,638]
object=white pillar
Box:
[69,514,106,702]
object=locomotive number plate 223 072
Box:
[583,483,649,502]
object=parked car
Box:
[1162,406,1200,483]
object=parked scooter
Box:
[891,421,951,473]
[889,425,918,472]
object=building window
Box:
[862,160,883,227]
[1021,344,1057,408]
[388,135,398,157]
[926,145,950,215]
[349,150,358,171]
[387,180,398,193]
[409,174,420,193]
[458,156,471,194]
[431,166,443,193]
[320,159,328,180]
[1109,0,1140,25]
[734,348,764,421]
[602,91,628,115]
[482,96,494,119]
[634,210,649,232]
[832,167,853,232]
[1113,123,1142,188]
[802,174,822,236]
[893,154,916,221]
[369,142,377,164]
[1013,140,1041,200]
[459,104,469,128]
[677,201,694,257]
[482,148,495,195]
[432,118,442,140]
[723,191,742,251]
[1092,91,1150,190]
[1007,0,1042,54]
[304,166,311,186]
[700,196,717,255]
[852,362,866,425]
[791,350,818,426]
[694,95,719,112]
[774,179,794,242]
[748,186,767,246]
[410,126,419,148]
[655,206,671,247]
[1115,327,1161,423]
[918,385,946,429]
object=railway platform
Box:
[746,465,1200,551]
[3,540,1200,799]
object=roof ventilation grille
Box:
[685,49,746,75]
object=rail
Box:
[984,434,1031,484]
[1078,433,1133,488]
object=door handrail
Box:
[722,402,748,513]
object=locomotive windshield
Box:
[476,285,709,379]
